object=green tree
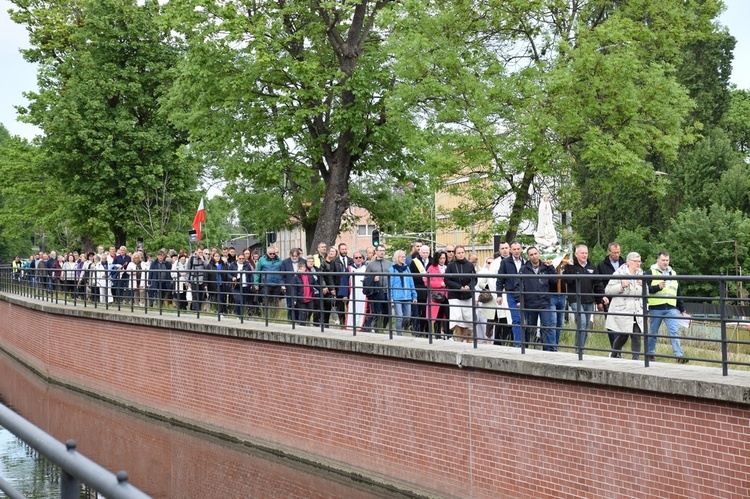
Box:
[10,0,200,248]
[670,127,743,209]
[166,0,419,254]
[390,0,702,246]
[660,204,750,297]
[722,88,750,157]
[0,135,72,258]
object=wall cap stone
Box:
[4,293,750,406]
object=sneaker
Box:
[677,357,689,364]
[609,352,621,358]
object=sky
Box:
[1,0,750,142]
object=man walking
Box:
[645,252,688,363]
[520,247,557,350]
[496,241,525,346]
[563,245,604,350]
[597,242,626,347]
[364,246,391,331]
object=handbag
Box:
[430,292,446,303]
[478,292,493,303]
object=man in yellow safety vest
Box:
[645,252,688,364]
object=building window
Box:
[357,224,376,236]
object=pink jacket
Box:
[425,265,448,321]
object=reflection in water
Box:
[0,351,407,498]
[0,428,61,498]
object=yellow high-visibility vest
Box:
[648,265,678,307]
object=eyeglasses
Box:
[354,256,363,259]
[446,250,455,253]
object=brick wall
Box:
[1,299,748,498]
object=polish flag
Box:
[192,198,205,241]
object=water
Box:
[0,351,409,498]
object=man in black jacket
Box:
[281,248,302,322]
[148,250,172,308]
[520,247,558,350]
[596,242,626,347]
[496,241,525,346]
[563,245,604,350]
[228,253,252,318]
[445,246,477,342]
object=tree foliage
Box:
[389,0,704,246]
[165,0,421,253]
[10,0,200,248]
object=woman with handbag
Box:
[424,250,450,339]
[475,257,496,344]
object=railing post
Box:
[575,278,583,360]
[472,283,478,349]
[720,279,728,376]
[61,440,81,499]
[642,276,650,367]
[519,276,526,354]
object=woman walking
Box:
[605,252,644,360]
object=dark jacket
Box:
[519,261,557,310]
[331,257,349,297]
[227,261,252,289]
[187,255,207,284]
[318,258,336,294]
[204,260,225,292]
[148,259,173,290]
[596,256,626,310]
[281,257,300,286]
[444,258,477,301]
[292,270,320,302]
[496,256,525,300]
[563,259,603,305]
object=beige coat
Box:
[604,264,644,333]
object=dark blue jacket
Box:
[496,256,525,300]
[519,261,557,310]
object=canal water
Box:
[0,350,409,498]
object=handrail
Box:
[0,403,150,499]
[2,264,750,375]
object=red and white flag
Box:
[192,198,205,240]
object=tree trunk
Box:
[112,226,127,250]
[504,165,536,242]
[310,158,350,252]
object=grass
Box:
[556,315,750,372]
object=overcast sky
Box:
[1,0,750,141]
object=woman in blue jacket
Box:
[389,250,417,336]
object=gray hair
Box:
[626,252,641,262]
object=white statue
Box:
[534,193,558,249]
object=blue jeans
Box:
[506,294,522,346]
[549,294,567,345]
[570,302,594,350]
[392,301,412,336]
[524,308,557,351]
[647,307,684,357]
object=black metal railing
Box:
[0,402,149,498]
[2,265,749,375]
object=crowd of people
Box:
[10,239,689,362]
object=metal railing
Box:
[0,402,150,498]
[2,265,749,376]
